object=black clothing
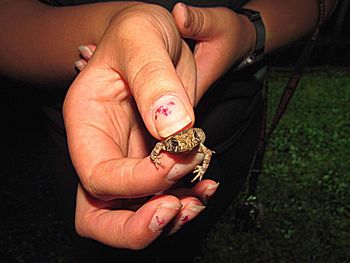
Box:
[42,0,249,9]
[40,0,264,262]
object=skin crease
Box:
[0,0,337,250]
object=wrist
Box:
[234,8,266,70]
[236,13,257,60]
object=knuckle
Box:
[114,4,171,29]
[75,212,91,239]
[119,225,150,250]
[87,168,104,198]
[131,60,169,90]
[189,9,205,37]
[87,163,114,201]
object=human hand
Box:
[63,3,218,249]
[74,3,256,104]
[172,3,256,99]
[75,179,219,249]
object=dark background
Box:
[270,0,350,67]
[0,1,349,262]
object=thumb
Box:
[172,3,242,96]
[126,41,196,139]
[172,2,224,41]
[102,8,196,139]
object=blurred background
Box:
[0,1,349,262]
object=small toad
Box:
[150,128,214,182]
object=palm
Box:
[73,66,151,157]
[64,62,154,198]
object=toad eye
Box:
[171,138,179,146]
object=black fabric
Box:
[39,0,265,262]
[42,0,249,10]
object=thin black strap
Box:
[248,0,326,197]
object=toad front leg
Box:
[191,143,214,182]
[150,142,166,168]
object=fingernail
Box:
[78,45,93,59]
[74,60,87,71]
[202,182,220,204]
[149,202,181,232]
[166,152,204,182]
[182,4,192,28]
[187,203,206,213]
[177,3,190,28]
[169,203,205,235]
[152,95,192,138]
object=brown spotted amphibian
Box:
[150,128,214,182]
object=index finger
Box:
[84,148,205,200]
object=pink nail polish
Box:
[180,214,190,223]
[152,95,192,138]
[168,203,205,235]
[202,182,220,203]
[149,202,181,232]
